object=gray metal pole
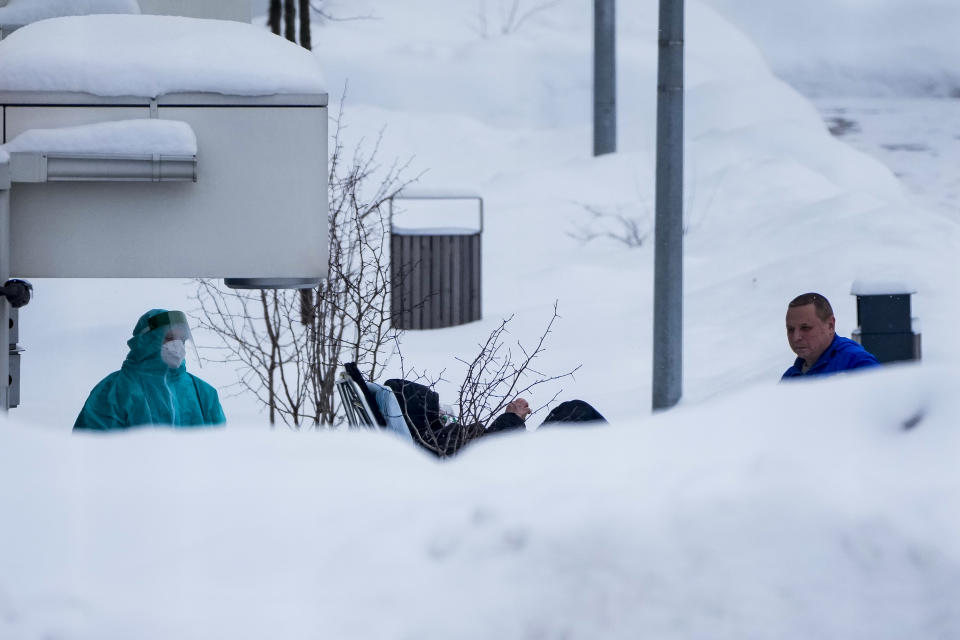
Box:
[593,0,616,156]
[652,0,684,411]
[0,174,10,412]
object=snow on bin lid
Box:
[395,186,483,199]
[0,14,326,99]
[2,119,197,156]
[391,226,480,236]
[850,279,916,296]
[0,0,140,25]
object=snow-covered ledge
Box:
[0,14,326,99]
[2,120,198,182]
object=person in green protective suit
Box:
[73,309,226,431]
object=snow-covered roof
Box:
[0,14,326,98]
[0,0,140,25]
[850,279,917,296]
[2,119,197,156]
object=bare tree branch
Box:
[308,0,377,23]
[194,92,416,428]
[452,301,580,428]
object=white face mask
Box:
[161,339,187,368]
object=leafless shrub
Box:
[391,335,448,390]
[472,0,561,38]
[309,0,376,23]
[392,302,579,456]
[454,303,579,428]
[446,302,580,428]
[569,202,651,248]
[401,302,580,426]
[194,97,417,428]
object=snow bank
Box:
[0,0,139,25]
[1,365,958,639]
[2,119,197,156]
[701,0,960,97]
[0,14,326,97]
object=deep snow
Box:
[816,96,960,222]
[3,364,960,639]
[1,1,959,637]
[701,0,960,98]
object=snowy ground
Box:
[2,0,960,637]
[703,0,960,222]
[700,0,960,99]
[816,97,960,221]
[3,364,960,639]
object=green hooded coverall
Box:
[73,309,226,431]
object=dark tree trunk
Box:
[283,0,297,43]
[299,289,315,325]
[298,0,312,50]
[268,0,282,35]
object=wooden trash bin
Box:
[390,192,483,330]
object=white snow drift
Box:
[2,364,959,639]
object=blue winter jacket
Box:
[781,334,880,380]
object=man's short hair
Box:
[788,292,834,321]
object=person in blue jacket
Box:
[74,309,226,431]
[781,293,880,380]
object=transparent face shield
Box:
[139,310,201,368]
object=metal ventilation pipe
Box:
[9,152,197,182]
